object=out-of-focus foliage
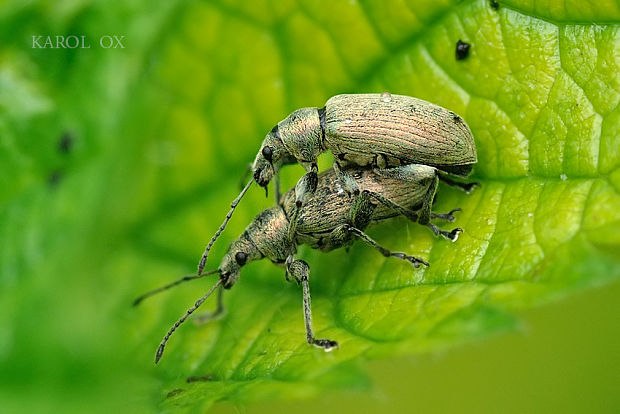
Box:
[0,0,618,412]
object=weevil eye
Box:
[235,252,248,266]
[262,146,273,162]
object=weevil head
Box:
[252,127,288,188]
[218,233,262,289]
[253,108,325,189]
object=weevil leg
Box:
[349,188,376,229]
[338,224,429,267]
[287,163,319,243]
[404,170,462,241]
[333,161,360,195]
[431,208,462,222]
[287,258,338,351]
[286,207,301,247]
[294,163,319,207]
[418,171,439,225]
[365,191,462,230]
[369,163,439,225]
[425,222,463,242]
[314,187,377,251]
[438,173,480,194]
[363,164,462,240]
[194,284,225,325]
[284,254,298,283]
[410,169,462,241]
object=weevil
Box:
[198,93,477,276]
[140,164,464,363]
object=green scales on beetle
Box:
[134,93,478,362]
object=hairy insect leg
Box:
[349,186,376,229]
[333,161,360,195]
[286,207,301,247]
[294,163,319,207]
[431,208,462,222]
[335,224,429,267]
[382,166,460,241]
[366,190,460,222]
[425,222,462,242]
[364,164,462,240]
[395,167,462,242]
[368,163,438,225]
[438,173,480,194]
[287,163,318,243]
[364,191,462,240]
[287,258,338,351]
[284,254,297,283]
[194,284,225,325]
[313,187,377,251]
[417,170,438,225]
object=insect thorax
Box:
[277,107,325,164]
[244,207,291,263]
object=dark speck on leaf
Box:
[58,132,74,154]
[166,389,185,398]
[490,0,499,10]
[48,170,62,187]
[456,40,471,60]
[186,375,212,383]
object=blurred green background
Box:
[1,0,619,412]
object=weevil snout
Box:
[253,162,274,188]
[219,257,240,289]
[252,127,289,187]
[219,271,238,289]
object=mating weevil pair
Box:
[136,93,478,363]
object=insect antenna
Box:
[132,269,219,306]
[197,178,253,275]
[155,278,223,364]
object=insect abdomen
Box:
[324,94,477,175]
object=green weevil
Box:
[198,93,477,276]
[139,164,463,363]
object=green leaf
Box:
[0,0,619,412]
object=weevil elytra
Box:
[140,165,466,363]
[198,93,477,276]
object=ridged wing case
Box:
[324,94,476,175]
